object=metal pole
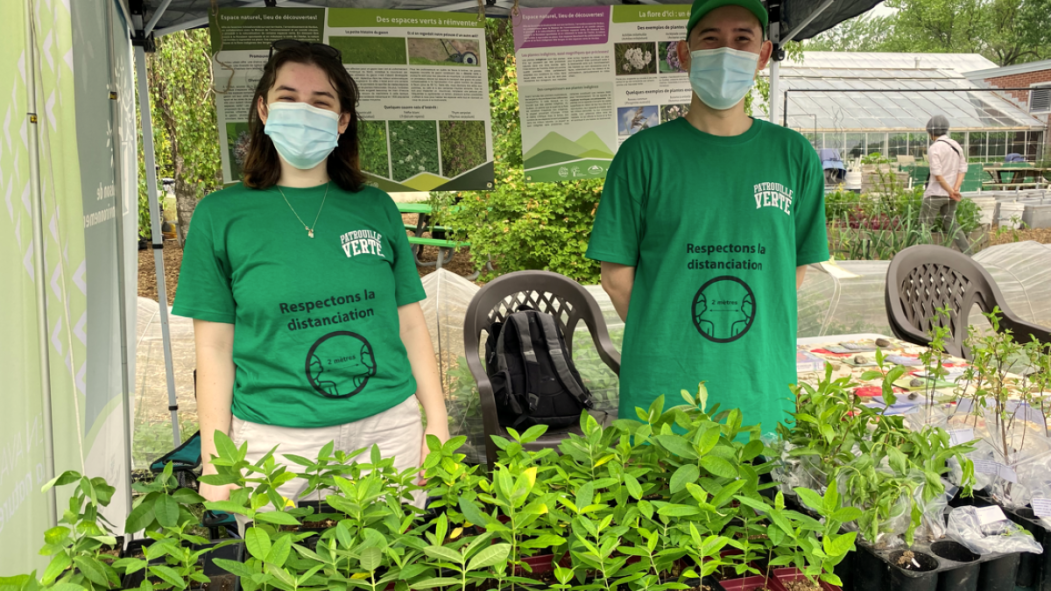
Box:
[23,0,57,528]
[135,45,181,447]
[107,0,135,517]
[144,0,175,36]
[782,0,835,43]
[770,60,780,126]
[783,90,789,127]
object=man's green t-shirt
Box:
[172,182,426,429]
[586,118,828,434]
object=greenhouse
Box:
[759,52,1048,162]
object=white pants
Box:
[231,395,424,530]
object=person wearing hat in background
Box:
[586,0,828,434]
[922,115,970,252]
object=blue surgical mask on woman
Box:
[688,47,760,111]
[264,102,341,170]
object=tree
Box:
[138,29,223,245]
[807,0,1051,66]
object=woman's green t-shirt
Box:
[172,182,426,428]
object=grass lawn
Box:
[328,36,406,65]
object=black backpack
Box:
[484,307,593,430]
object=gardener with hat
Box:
[587,0,828,434]
[922,114,971,252]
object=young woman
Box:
[172,41,448,506]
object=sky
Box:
[868,3,898,17]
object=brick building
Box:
[966,59,1051,161]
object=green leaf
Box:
[794,487,826,513]
[124,499,156,533]
[458,497,488,527]
[656,504,700,517]
[624,473,643,500]
[42,553,71,585]
[423,546,464,564]
[43,526,70,546]
[696,426,720,456]
[359,547,382,572]
[41,471,81,493]
[256,511,301,526]
[72,557,108,587]
[213,558,255,579]
[245,527,272,561]
[153,494,179,528]
[741,440,764,462]
[654,435,698,460]
[266,534,291,567]
[411,578,462,589]
[734,495,772,513]
[832,507,863,523]
[825,531,858,558]
[466,543,511,571]
[149,565,187,590]
[700,456,737,479]
[670,464,700,494]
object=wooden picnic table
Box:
[984,166,1050,188]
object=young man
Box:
[922,115,970,252]
[586,0,829,434]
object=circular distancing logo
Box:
[305,331,377,398]
[692,276,757,343]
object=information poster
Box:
[513,5,692,182]
[211,8,494,191]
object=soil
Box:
[985,226,1051,247]
[897,550,916,568]
[784,580,821,591]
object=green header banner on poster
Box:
[512,5,692,183]
[211,7,495,192]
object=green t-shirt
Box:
[586,118,828,434]
[172,182,426,429]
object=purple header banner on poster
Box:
[513,7,611,52]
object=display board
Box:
[210,7,495,192]
[513,5,691,183]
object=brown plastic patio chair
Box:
[463,270,621,469]
[885,244,1051,360]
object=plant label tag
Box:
[1032,498,1051,518]
[973,460,1000,475]
[949,428,974,446]
[976,505,1008,526]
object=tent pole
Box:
[24,0,58,528]
[144,0,175,36]
[108,0,135,517]
[769,60,780,126]
[135,45,181,447]
[782,0,835,43]
[767,0,782,126]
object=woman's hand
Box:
[199,482,237,503]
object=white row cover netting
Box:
[421,241,1051,463]
[134,241,1051,467]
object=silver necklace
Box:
[276,182,329,238]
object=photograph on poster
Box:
[614,42,657,75]
[658,41,687,73]
[439,120,487,177]
[358,120,390,178]
[328,36,407,65]
[618,105,659,136]
[408,38,481,66]
[389,120,440,182]
[660,103,690,123]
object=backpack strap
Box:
[508,313,544,414]
[532,313,593,409]
[494,318,525,415]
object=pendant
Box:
[308,229,314,238]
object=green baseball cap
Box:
[686,0,769,36]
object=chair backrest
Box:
[885,245,1007,359]
[462,271,621,464]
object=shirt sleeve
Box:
[171,198,236,324]
[958,147,969,174]
[586,139,644,266]
[929,143,947,177]
[794,144,830,266]
[385,196,427,307]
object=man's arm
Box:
[601,261,635,322]
[796,265,807,290]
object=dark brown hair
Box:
[241,46,366,192]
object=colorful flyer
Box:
[512,5,691,183]
[210,7,494,191]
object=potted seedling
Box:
[283,440,366,527]
[116,519,240,591]
[37,470,122,590]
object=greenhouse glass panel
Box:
[951,132,967,154]
[823,132,845,151]
[910,133,931,159]
[1008,131,1027,156]
[846,133,865,158]
[866,133,886,155]
[988,132,1007,158]
[1027,131,1045,160]
[969,132,987,160]
[888,133,909,157]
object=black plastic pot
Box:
[976,551,1020,591]
[834,548,855,591]
[853,544,888,591]
[930,540,979,591]
[887,550,939,591]
[1006,506,1051,591]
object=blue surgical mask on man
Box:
[688,47,759,111]
[264,102,341,170]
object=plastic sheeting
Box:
[134,242,1051,467]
